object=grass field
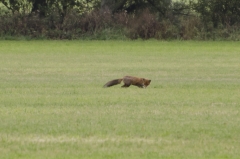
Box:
[0,40,240,159]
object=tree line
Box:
[0,0,240,40]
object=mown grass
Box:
[0,40,240,159]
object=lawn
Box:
[0,40,240,159]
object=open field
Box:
[0,40,240,159]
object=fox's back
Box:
[123,76,151,87]
[123,76,142,84]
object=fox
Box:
[103,76,151,88]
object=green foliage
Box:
[0,0,31,13]
[0,41,240,158]
[0,0,100,15]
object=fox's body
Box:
[104,76,151,88]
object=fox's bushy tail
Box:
[103,79,123,87]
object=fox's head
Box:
[142,78,151,88]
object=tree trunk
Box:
[101,0,127,13]
[31,0,47,17]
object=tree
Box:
[100,0,190,18]
[194,0,240,27]
[0,0,23,13]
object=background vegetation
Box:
[1,41,240,158]
[0,0,240,40]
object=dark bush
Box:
[126,9,160,39]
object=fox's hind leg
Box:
[121,84,130,87]
[122,78,131,87]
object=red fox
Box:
[104,76,151,88]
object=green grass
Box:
[0,40,240,159]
